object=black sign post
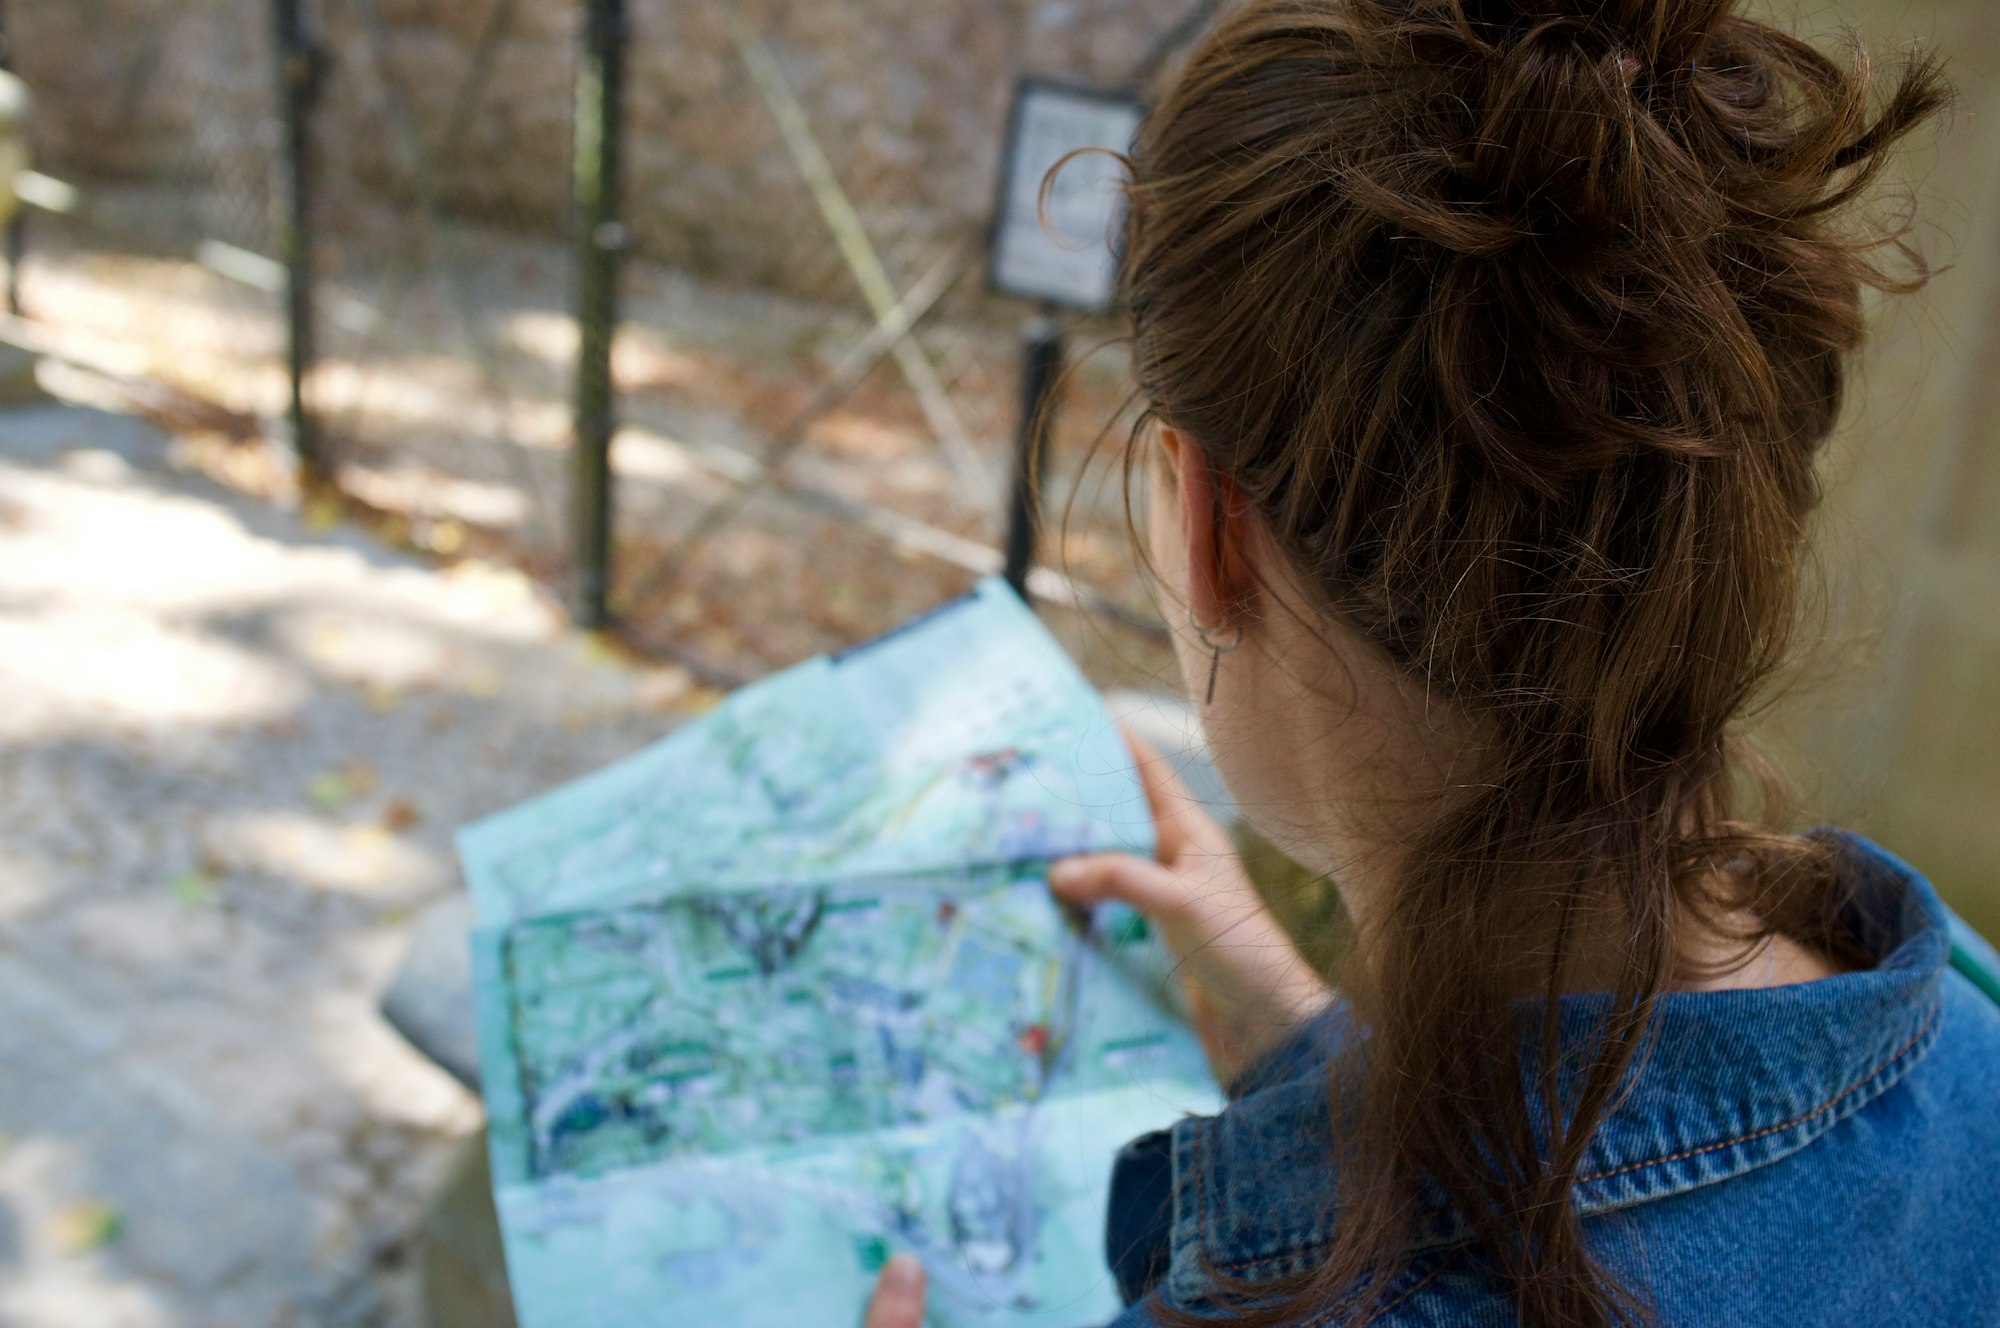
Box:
[0,0,20,319]
[272,0,322,483]
[572,0,628,630]
[987,80,1142,606]
[1002,315,1066,597]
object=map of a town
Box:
[462,580,1220,1328]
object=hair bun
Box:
[1324,0,1947,385]
[1435,0,1749,257]
[1466,23,1662,245]
[1127,0,1947,487]
[1458,0,1727,66]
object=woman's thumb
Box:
[862,1254,925,1328]
[1047,853,1183,919]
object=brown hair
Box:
[1117,0,1946,1324]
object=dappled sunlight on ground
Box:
[0,394,711,1327]
[17,206,1172,693]
[0,603,307,732]
[201,810,441,900]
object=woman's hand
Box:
[862,1254,925,1328]
[1050,729,1331,1085]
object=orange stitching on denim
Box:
[1578,1001,1940,1185]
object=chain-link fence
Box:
[304,0,579,581]
[7,0,1218,687]
[5,0,287,440]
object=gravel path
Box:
[0,395,696,1326]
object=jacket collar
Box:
[1164,832,1950,1299]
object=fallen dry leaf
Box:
[166,870,218,909]
[306,770,353,809]
[51,1200,122,1255]
[380,798,422,833]
[301,496,343,535]
[680,686,726,715]
[461,667,503,699]
[306,761,377,809]
[424,518,466,555]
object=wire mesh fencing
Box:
[594,0,1198,682]
[6,0,288,442]
[304,0,578,574]
[7,0,1217,688]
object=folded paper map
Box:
[461,579,1221,1327]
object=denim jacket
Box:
[1103,833,2000,1325]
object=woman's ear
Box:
[1160,424,1252,629]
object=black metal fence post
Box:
[572,0,627,629]
[1002,314,1067,601]
[0,0,23,318]
[2,195,18,318]
[273,0,321,482]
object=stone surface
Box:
[380,893,481,1090]
[0,390,698,1326]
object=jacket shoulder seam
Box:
[1579,998,1940,1185]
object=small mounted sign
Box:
[988,79,1145,313]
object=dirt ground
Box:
[0,382,731,1326]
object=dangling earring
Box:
[1192,611,1242,706]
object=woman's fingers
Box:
[862,1254,926,1328]
[1048,852,1187,922]
[1117,724,1235,862]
